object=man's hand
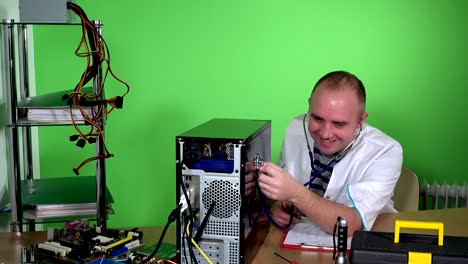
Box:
[244,161,257,197]
[270,201,301,229]
[257,161,302,202]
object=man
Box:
[258,71,402,236]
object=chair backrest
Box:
[393,167,420,212]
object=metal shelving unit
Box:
[2,19,108,232]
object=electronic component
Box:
[176,118,271,264]
[19,0,77,23]
[22,220,144,263]
[37,241,72,257]
[254,153,263,170]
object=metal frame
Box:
[1,19,107,231]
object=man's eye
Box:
[312,118,322,123]
[335,123,345,128]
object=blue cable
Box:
[249,168,295,231]
[0,207,11,214]
[260,192,294,231]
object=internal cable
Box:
[179,161,197,263]
[181,227,189,264]
[65,2,130,175]
[193,201,215,243]
[186,220,213,264]
[183,216,197,263]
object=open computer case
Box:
[176,118,271,264]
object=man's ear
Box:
[359,112,368,127]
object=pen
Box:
[300,242,332,250]
[274,252,298,264]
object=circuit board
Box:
[136,242,177,259]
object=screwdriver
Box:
[274,252,298,264]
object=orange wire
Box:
[68,3,130,174]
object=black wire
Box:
[333,218,338,260]
[140,205,180,264]
[140,222,169,263]
[182,214,197,263]
[66,2,100,90]
[179,162,195,231]
[181,228,189,264]
[185,218,197,263]
[179,161,197,263]
[194,200,215,243]
[180,175,197,262]
[302,113,312,153]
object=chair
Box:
[393,167,420,212]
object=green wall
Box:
[33,0,468,227]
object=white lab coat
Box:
[279,114,403,230]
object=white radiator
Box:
[420,183,468,210]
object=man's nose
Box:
[319,123,333,138]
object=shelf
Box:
[15,87,95,126]
[23,206,114,220]
[0,21,81,26]
[21,176,113,220]
[3,17,108,231]
[22,176,113,205]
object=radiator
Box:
[420,183,468,210]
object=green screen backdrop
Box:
[32,0,468,227]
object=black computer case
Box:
[176,118,271,264]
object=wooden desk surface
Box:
[1,208,467,264]
[252,207,468,264]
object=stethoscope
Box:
[302,113,360,190]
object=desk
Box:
[251,207,468,264]
[1,208,467,264]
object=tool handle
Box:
[394,220,444,246]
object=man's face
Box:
[308,85,368,155]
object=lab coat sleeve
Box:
[346,143,403,230]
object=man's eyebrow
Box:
[311,113,348,125]
[333,120,348,126]
[310,113,322,119]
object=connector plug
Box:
[69,135,79,141]
[62,94,73,106]
[107,96,124,109]
[114,96,123,109]
[168,204,182,223]
[179,194,188,213]
[76,138,86,148]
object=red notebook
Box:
[281,218,351,251]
